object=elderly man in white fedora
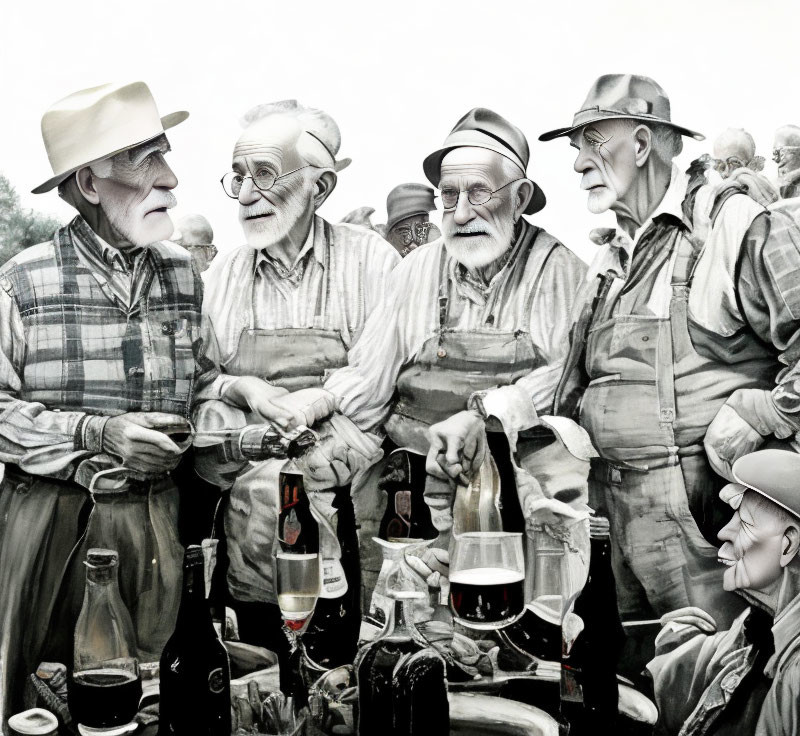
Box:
[193,100,399,677]
[0,81,222,726]
[541,74,800,627]
[649,447,800,735]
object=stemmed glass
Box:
[276,551,322,644]
[448,531,526,630]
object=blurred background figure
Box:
[173,213,217,272]
[340,205,379,231]
[709,128,778,208]
[712,127,765,179]
[383,182,440,257]
[773,125,800,199]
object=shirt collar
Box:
[255,219,317,278]
[71,215,144,272]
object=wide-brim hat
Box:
[732,446,800,520]
[423,107,546,215]
[538,74,704,143]
[33,81,188,194]
[386,183,436,230]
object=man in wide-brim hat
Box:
[315,107,595,614]
[0,81,222,727]
[542,73,800,627]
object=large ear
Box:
[632,124,654,169]
[75,166,101,205]
[781,523,800,567]
[513,180,535,221]
[313,170,337,211]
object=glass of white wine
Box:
[276,551,322,641]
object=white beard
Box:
[240,184,310,250]
[443,220,513,270]
[586,185,617,215]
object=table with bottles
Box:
[14,444,659,736]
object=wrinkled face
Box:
[439,147,521,270]
[773,129,800,180]
[717,492,792,594]
[91,135,178,247]
[185,244,217,272]
[387,214,439,256]
[569,120,639,215]
[232,117,316,249]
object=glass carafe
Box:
[68,548,142,732]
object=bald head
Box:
[175,214,213,246]
[713,128,756,164]
[775,125,800,150]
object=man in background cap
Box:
[322,108,593,613]
[173,213,217,272]
[773,125,800,199]
[649,447,800,735]
[383,182,441,257]
[0,82,220,725]
[193,100,398,675]
[542,74,800,626]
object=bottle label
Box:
[208,667,225,694]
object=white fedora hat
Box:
[32,81,188,194]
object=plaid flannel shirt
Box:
[0,215,218,479]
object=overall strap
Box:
[314,220,334,325]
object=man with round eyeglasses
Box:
[773,125,800,199]
[193,100,399,676]
[322,108,593,613]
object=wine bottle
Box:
[68,548,142,731]
[158,546,232,735]
[569,515,623,731]
[355,593,449,736]
[278,459,319,554]
[377,449,436,542]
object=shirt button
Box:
[437,348,447,359]
[642,336,650,342]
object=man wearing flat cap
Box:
[193,100,399,674]
[383,182,441,257]
[0,82,220,725]
[320,108,594,612]
[541,73,800,626]
[648,447,800,735]
[773,125,800,200]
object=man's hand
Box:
[704,404,765,480]
[223,376,298,433]
[269,388,338,428]
[103,412,189,477]
[426,410,487,486]
[405,547,450,591]
[659,606,717,635]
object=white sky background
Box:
[2,0,800,263]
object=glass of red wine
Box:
[449,531,525,630]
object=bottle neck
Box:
[176,561,215,636]
[385,596,420,640]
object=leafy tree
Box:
[0,173,62,266]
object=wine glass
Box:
[449,531,525,630]
[276,551,322,642]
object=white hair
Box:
[616,119,683,166]
[239,99,341,170]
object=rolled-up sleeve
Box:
[735,209,800,433]
[0,282,94,477]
